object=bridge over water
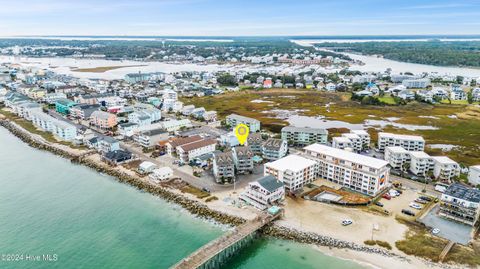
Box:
[171,212,281,269]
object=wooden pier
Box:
[171,213,280,269]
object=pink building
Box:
[90,110,117,129]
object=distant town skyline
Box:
[1,0,480,36]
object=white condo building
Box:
[341,133,362,152]
[332,136,353,151]
[304,144,390,196]
[226,114,261,132]
[377,132,425,152]
[432,156,460,182]
[30,111,77,141]
[469,165,480,186]
[264,155,317,192]
[350,130,371,150]
[409,151,434,177]
[384,146,410,170]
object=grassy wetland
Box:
[182,88,480,166]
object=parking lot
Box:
[419,204,473,245]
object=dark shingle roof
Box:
[257,175,284,192]
[214,151,234,166]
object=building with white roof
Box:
[149,167,174,183]
[384,146,410,170]
[281,126,328,146]
[304,144,389,196]
[377,132,425,152]
[30,111,77,141]
[409,151,434,177]
[432,156,460,182]
[332,136,353,151]
[402,78,430,89]
[341,133,363,152]
[439,183,480,226]
[350,130,371,150]
[469,165,480,186]
[264,155,317,192]
[226,114,261,132]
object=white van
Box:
[434,183,449,193]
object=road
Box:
[48,108,442,195]
[390,174,440,198]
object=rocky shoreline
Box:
[1,118,436,266]
[0,119,245,227]
[262,225,396,257]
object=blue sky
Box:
[1,0,480,36]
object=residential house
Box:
[247,133,263,155]
[213,151,236,183]
[176,138,217,163]
[240,175,285,210]
[118,122,139,137]
[134,128,169,149]
[191,107,206,119]
[165,135,203,156]
[203,111,217,122]
[55,98,77,115]
[232,146,254,175]
[472,88,480,102]
[161,119,192,132]
[450,87,467,101]
[102,150,132,165]
[45,92,67,105]
[149,167,174,183]
[398,89,415,100]
[138,161,157,174]
[69,104,101,120]
[262,138,288,161]
[181,105,195,116]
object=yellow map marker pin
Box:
[234,124,249,145]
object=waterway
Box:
[0,127,365,268]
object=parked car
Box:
[382,194,391,200]
[401,209,416,216]
[341,219,353,226]
[419,196,432,202]
[375,201,384,207]
[202,187,211,193]
[409,202,422,210]
[415,198,428,204]
[389,190,400,197]
[432,228,440,235]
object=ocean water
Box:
[0,128,364,269]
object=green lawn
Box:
[378,96,397,105]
